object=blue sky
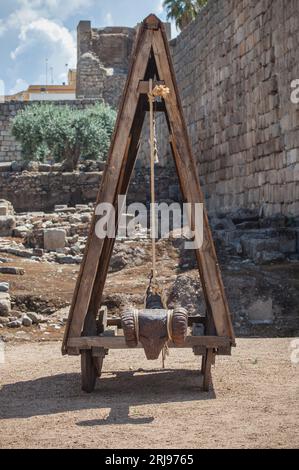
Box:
[0,0,176,95]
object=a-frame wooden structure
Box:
[62,14,235,392]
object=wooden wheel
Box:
[81,350,97,393]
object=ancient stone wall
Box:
[76,21,136,103]
[0,171,101,212]
[0,100,99,163]
[76,20,171,106]
[0,167,180,212]
[152,0,299,217]
[1,2,298,217]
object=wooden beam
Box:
[144,14,161,30]
[202,348,214,391]
[137,80,165,94]
[68,335,230,350]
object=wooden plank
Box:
[137,80,164,94]
[200,352,206,374]
[68,335,230,350]
[193,346,207,356]
[152,27,235,344]
[202,348,214,391]
[144,14,161,29]
[62,26,154,352]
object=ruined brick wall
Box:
[0,100,99,163]
[0,102,23,163]
[76,21,171,107]
[76,21,136,105]
[152,0,299,217]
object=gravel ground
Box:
[0,338,298,449]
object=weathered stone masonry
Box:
[0,168,180,212]
[158,0,299,217]
[76,22,136,107]
[76,20,171,106]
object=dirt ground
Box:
[0,338,298,449]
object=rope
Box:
[133,308,139,343]
[147,81,170,285]
[147,81,170,369]
[148,79,157,284]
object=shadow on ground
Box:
[0,368,215,425]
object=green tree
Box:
[163,0,208,30]
[11,102,116,171]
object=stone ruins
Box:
[1,0,298,218]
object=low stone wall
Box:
[0,166,181,213]
[0,171,101,212]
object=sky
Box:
[0,0,177,95]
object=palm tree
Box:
[163,0,208,30]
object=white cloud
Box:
[105,12,114,26]
[10,18,76,84]
[14,0,93,22]
[2,4,39,32]
[156,1,164,14]
[1,0,94,36]
[0,19,7,36]
[44,0,94,21]
[11,17,75,58]
[9,78,29,95]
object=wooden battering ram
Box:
[62,14,236,392]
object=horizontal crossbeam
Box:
[68,335,230,350]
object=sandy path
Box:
[0,338,298,449]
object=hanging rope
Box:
[148,79,157,285]
[147,80,170,368]
[148,81,170,285]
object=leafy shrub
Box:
[12,102,116,170]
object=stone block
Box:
[0,292,11,316]
[0,215,16,236]
[13,225,31,238]
[278,231,297,254]
[247,298,273,324]
[22,315,33,327]
[241,236,280,260]
[255,251,285,264]
[287,149,299,165]
[43,228,66,251]
[0,282,9,292]
[0,266,25,275]
[0,202,8,215]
